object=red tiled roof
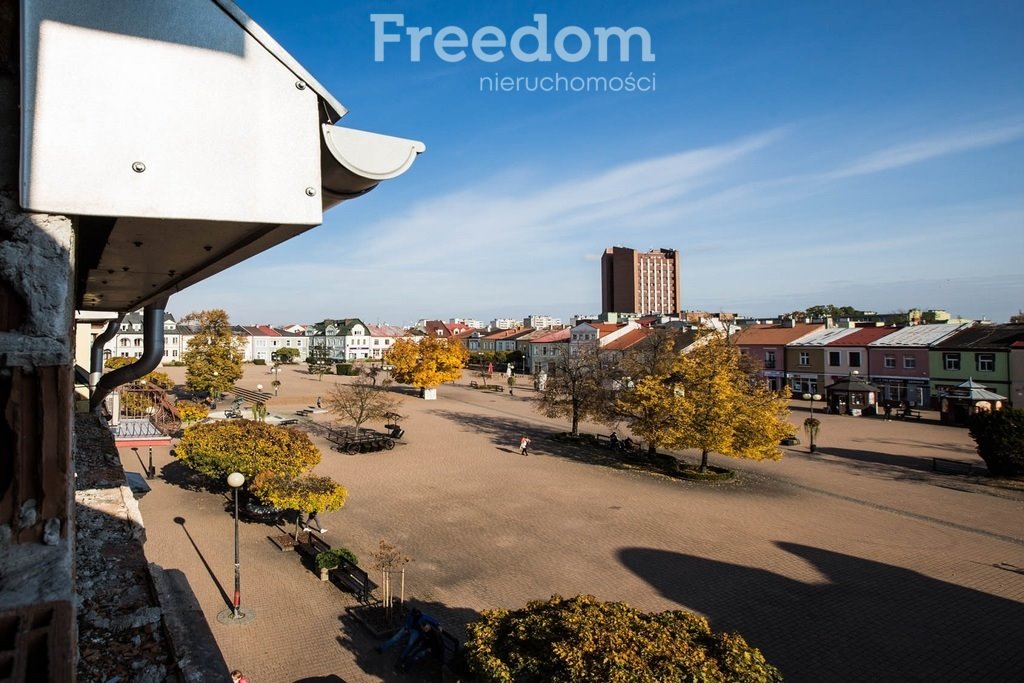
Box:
[603,328,654,351]
[732,323,822,345]
[826,327,897,346]
[530,328,571,343]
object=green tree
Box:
[668,332,792,472]
[536,345,611,436]
[175,420,320,481]
[181,309,244,397]
[386,336,468,391]
[464,594,781,683]
[306,342,333,380]
[968,407,1024,477]
[327,376,402,434]
[250,472,348,540]
[272,347,301,363]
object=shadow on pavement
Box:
[172,516,232,609]
[293,676,345,683]
[435,409,627,470]
[336,598,480,682]
[160,458,220,493]
[619,542,1024,682]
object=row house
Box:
[733,322,823,392]
[784,327,865,396]
[528,328,571,374]
[307,318,372,360]
[365,324,408,359]
[568,320,640,355]
[867,323,972,406]
[235,325,307,363]
[930,324,1024,405]
[104,310,195,365]
[515,329,556,373]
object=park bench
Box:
[469,381,504,392]
[596,434,638,451]
[277,418,299,426]
[296,531,331,560]
[295,408,313,416]
[932,458,978,475]
[329,555,379,605]
[900,408,922,421]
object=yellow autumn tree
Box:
[175,420,320,480]
[250,472,348,540]
[615,374,686,455]
[668,332,792,472]
[386,336,468,394]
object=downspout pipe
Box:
[91,299,168,412]
[89,313,125,394]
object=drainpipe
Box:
[91,299,168,412]
[89,313,125,394]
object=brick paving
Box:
[124,365,1024,682]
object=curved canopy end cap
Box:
[322,124,425,181]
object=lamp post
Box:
[272,365,280,395]
[227,471,245,619]
[802,392,822,418]
[802,392,822,453]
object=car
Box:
[236,491,284,524]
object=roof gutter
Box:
[91,299,168,412]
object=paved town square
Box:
[123,364,1024,682]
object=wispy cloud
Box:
[826,121,1024,179]
[339,128,786,268]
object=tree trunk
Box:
[647,443,657,455]
[699,449,710,473]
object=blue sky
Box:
[172,0,1024,326]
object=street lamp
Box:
[272,365,281,395]
[802,392,822,417]
[227,471,245,619]
[802,392,822,453]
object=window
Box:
[791,379,802,392]
[884,355,896,369]
[764,351,776,369]
[903,356,916,369]
[976,353,995,372]
[828,351,841,367]
[943,352,961,371]
[849,352,861,368]
[798,352,810,366]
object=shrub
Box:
[253,358,267,365]
[316,547,359,570]
[464,594,781,683]
[175,399,209,425]
[336,363,355,376]
[143,371,175,390]
[968,408,1024,477]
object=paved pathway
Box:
[124,365,1024,682]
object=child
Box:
[519,436,531,456]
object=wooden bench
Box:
[296,531,331,560]
[469,381,479,388]
[277,418,299,426]
[329,556,379,605]
[296,408,313,416]
[932,458,977,475]
[900,409,922,421]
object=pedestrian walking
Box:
[316,396,322,409]
[304,510,326,534]
[230,671,249,683]
[519,435,531,456]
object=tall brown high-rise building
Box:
[601,246,680,315]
